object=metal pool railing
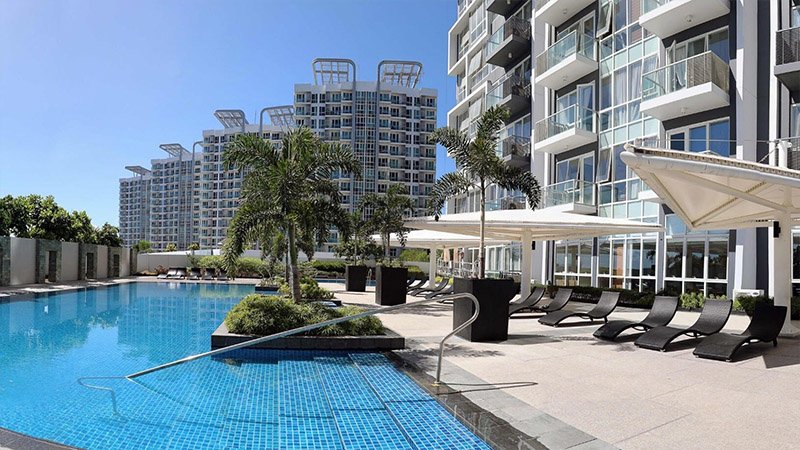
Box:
[125,293,480,385]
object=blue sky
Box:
[0,0,456,227]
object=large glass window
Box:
[666,241,683,278]
[668,119,731,156]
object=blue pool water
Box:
[0,283,489,449]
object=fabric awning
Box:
[374,230,509,248]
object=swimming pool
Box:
[0,282,489,449]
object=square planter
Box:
[345,265,368,292]
[254,285,280,294]
[452,277,516,342]
[375,266,408,306]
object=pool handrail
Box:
[125,293,480,385]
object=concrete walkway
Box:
[334,285,800,450]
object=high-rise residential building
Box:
[445,0,800,298]
[148,145,200,251]
[293,59,438,250]
[119,166,152,247]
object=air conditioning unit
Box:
[732,289,764,298]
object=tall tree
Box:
[133,240,153,253]
[222,127,360,302]
[429,106,541,278]
[361,184,414,260]
[94,223,123,247]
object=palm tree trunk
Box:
[383,232,390,260]
[287,223,302,302]
[479,182,486,279]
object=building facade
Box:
[118,166,152,247]
[294,59,438,250]
[446,0,800,297]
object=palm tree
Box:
[361,184,415,260]
[222,127,360,302]
[429,106,540,278]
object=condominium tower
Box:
[446,0,800,298]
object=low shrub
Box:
[734,295,800,320]
[406,265,425,280]
[398,249,429,263]
[679,292,727,310]
[225,295,383,336]
[278,277,335,300]
[311,260,346,274]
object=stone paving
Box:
[333,285,800,450]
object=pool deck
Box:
[331,284,800,450]
[2,277,798,450]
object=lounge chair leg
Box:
[773,339,778,347]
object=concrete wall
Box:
[10,237,36,285]
[61,242,80,281]
[96,245,108,279]
[0,237,10,286]
[119,249,131,277]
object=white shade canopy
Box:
[620,145,800,230]
[373,230,510,248]
[404,208,663,240]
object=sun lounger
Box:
[166,268,184,279]
[216,270,228,281]
[188,268,201,280]
[427,285,454,300]
[693,304,786,361]
[407,278,416,287]
[635,299,732,351]
[530,288,572,314]
[539,291,620,326]
[407,277,428,291]
[509,287,546,315]
[594,296,679,340]
[409,277,450,296]
[156,271,170,279]
[202,270,215,281]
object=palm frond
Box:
[430,127,471,166]
[427,172,473,218]
[494,166,542,209]
[223,134,279,171]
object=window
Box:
[668,119,731,156]
[597,0,612,36]
[669,28,729,64]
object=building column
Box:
[772,212,799,336]
[428,246,438,288]
[520,232,532,299]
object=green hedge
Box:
[278,277,335,300]
[733,295,800,319]
[225,294,383,336]
[311,260,346,274]
[549,285,655,307]
[406,265,425,280]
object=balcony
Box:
[535,31,597,91]
[486,17,531,68]
[639,0,730,39]
[534,105,596,154]
[486,195,527,211]
[498,135,531,168]
[640,51,730,121]
[487,0,527,17]
[486,76,531,119]
[776,26,800,91]
[542,179,596,214]
[534,0,595,27]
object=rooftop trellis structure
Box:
[158,144,190,159]
[312,58,356,85]
[378,60,423,88]
[214,109,248,131]
[124,166,151,176]
[264,105,296,131]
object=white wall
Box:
[96,245,108,279]
[119,250,131,277]
[10,237,36,285]
[136,250,339,273]
[61,242,79,281]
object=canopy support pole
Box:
[428,246,438,288]
[774,216,800,337]
[520,232,532,299]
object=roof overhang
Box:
[373,230,510,248]
[405,208,663,241]
[620,145,800,230]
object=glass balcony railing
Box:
[536,30,595,74]
[498,135,531,158]
[642,0,673,15]
[642,51,730,101]
[486,75,531,109]
[457,84,468,102]
[486,195,527,211]
[543,179,595,208]
[777,26,800,65]
[485,16,531,57]
[534,105,595,142]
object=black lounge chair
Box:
[202,270,215,281]
[216,270,228,281]
[407,278,416,287]
[539,291,620,327]
[530,288,572,314]
[188,268,201,280]
[635,299,732,351]
[693,304,787,361]
[594,296,679,340]
[410,277,450,296]
[428,285,454,300]
[407,277,428,291]
[509,287,546,315]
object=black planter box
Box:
[375,266,408,306]
[345,265,368,292]
[254,285,280,293]
[452,277,515,342]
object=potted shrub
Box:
[429,106,541,342]
[336,210,380,292]
[362,185,414,306]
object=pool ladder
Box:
[126,293,479,385]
